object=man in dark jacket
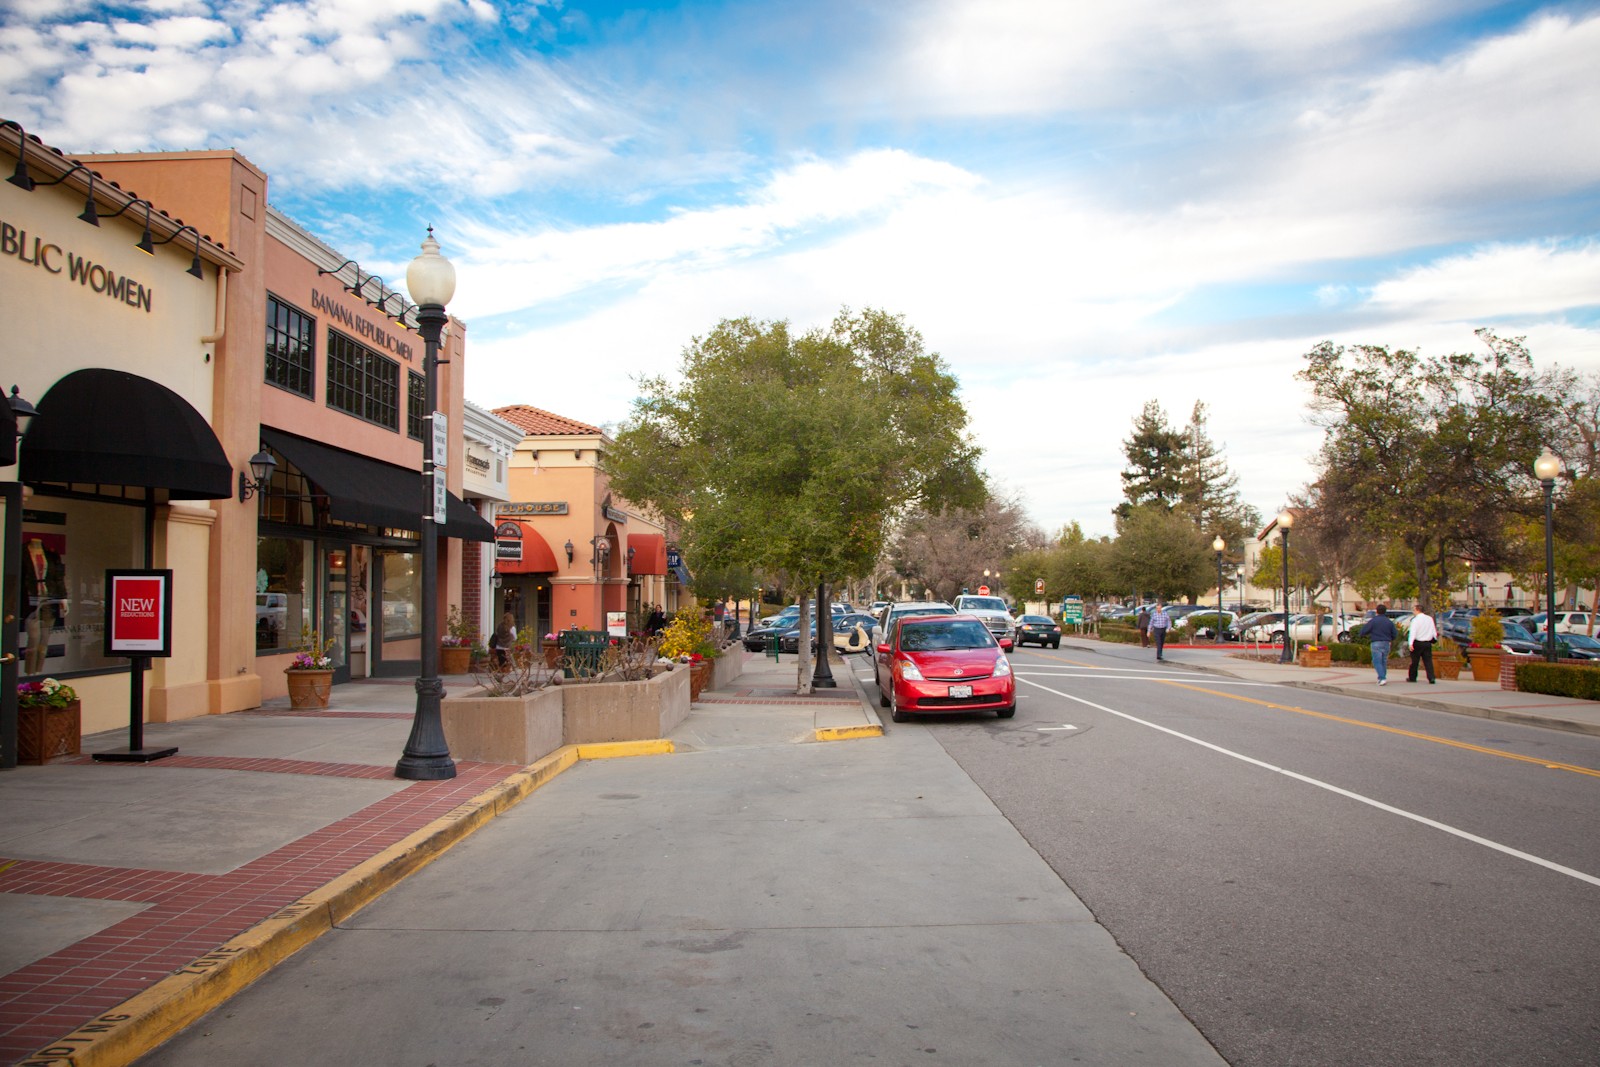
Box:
[1357,605,1398,685]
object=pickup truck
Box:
[951,594,1015,643]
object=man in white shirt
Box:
[1407,605,1438,684]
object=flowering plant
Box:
[442,605,481,650]
[18,678,77,709]
[288,625,334,670]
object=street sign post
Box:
[1061,596,1084,624]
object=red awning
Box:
[628,533,668,575]
[495,521,560,574]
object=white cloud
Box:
[1366,241,1600,320]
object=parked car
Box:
[876,601,957,645]
[1520,611,1596,636]
[1556,632,1600,660]
[875,614,1015,723]
[1014,614,1062,648]
[1242,613,1361,643]
[743,619,796,652]
[951,594,1016,643]
[1495,621,1547,656]
[1183,610,1238,640]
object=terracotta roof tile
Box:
[492,404,602,436]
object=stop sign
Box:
[977,585,990,595]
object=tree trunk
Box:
[1413,540,1431,612]
[795,590,813,694]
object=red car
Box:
[875,614,1016,723]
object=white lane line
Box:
[1014,672,1278,686]
[1038,724,1079,732]
[1017,676,1600,889]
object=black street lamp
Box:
[1212,536,1225,645]
[396,229,457,781]
[1277,510,1294,664]
[1535,448,1562,663]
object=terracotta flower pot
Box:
[1434,657,1461,680]
[1468,649,1502,682]
[1297,648,1332,668]
[689,660,713,701]
[440,645,473,675]
[285,668,334,708]
[18,700,81,764]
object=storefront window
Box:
[256,536,314,652]
[382,551,420,640]
[19,500,145,677]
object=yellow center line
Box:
[1159,680,1600,778]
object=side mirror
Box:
[876,643,890,655]
[1000,638,1013,652]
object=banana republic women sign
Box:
[2,218,155,313]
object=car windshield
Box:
[1504,623,1536,640]
[960,597,1007,612]
[1562,633,1600,648]
[898,619,994,651]
[1020,615,1051,624]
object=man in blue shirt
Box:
[1149,601,1172,661]
[1357,604,1398,685]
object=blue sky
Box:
[5,0,1599,537]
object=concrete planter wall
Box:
[711,649,745,690]
[441,686,565,765]
[563,664,691,745]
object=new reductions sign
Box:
[104,569,174,658]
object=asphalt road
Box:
[899,641,1600,1067]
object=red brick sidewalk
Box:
[0,756,516,1064]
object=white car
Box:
[1243,613,1362,643]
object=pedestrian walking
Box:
[1407,604,1438,684]
[489,611,516,670]
[1136,606,1151,647]
[1149,601,1172,661]
[1357,604,1398,685]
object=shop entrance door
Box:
[322,543,352,684]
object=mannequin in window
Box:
[23,537,67,674]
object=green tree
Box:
[605,308,983,683]
[1112,504,1213,601]
[1117,400,1187,518]
[1176,401,1261,547]
[1297,330,1562,611]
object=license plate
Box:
[948,684,973,698]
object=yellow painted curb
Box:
[575,739,674,759]
[18,742,625,1067]
[815,724,883,741]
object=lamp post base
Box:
[396,676,456,780]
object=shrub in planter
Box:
[1514,661,1600,700]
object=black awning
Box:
[261,428,493,542]
[444,491,495,543]
[21,368,232,498]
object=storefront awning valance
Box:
[21,368,232,499]
[627,533,668,575]
[261,428,493,542]
[494,521,560,574]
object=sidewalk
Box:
[1067,637,1600,738]
[0,649,884,1067]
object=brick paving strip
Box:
[0,757,524,1066]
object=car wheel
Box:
[1051,639,1060,648]
[890,690,910,723]
[878,678,890,708]
[1271,630,1285,644]
[1338,631,1351,642]
[997,703,1016,719]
